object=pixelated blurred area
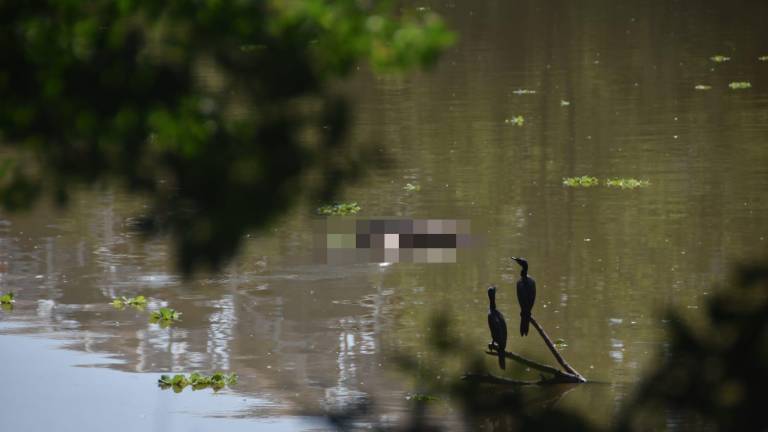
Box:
[314,218,472,264]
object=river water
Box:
[1,1,768,430]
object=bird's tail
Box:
[520,312,531,336]
[498,349,506,370]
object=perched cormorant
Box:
[487,285,507,369]
[512,257,536,336]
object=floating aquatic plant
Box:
[0,292,14,304]
[512,89,536,95]
[504,116,525,126]
[158,372,237,393]
[728,81,752,90]
[758,56,768,62]
[709,55,731,63]
[150,307,182,326]
[560,100,571,106]
[317,202,361,216]
[562,176,599,187]
[554,338,568,348]
[406,393,439,402]
[694,84,712,91]
[111,295,147,309]
[605,178,650,189]
[403,183,421,192]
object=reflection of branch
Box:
[477,316,586,385]
[530,317,585,382]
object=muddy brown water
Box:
[2,1,768,430]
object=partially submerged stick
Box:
[529,317,585,381]
[477,315,586,384]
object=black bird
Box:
[512,257,536,336]
[487,285,507,369]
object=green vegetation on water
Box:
[709,55,731,63]
[606,178,650,189]
[563,177,650,189]
[158,372,237,393]
[403,183,421,192]
[560,100,571,106]
[150,307,182,326]
[0,292,14,304]
[554,338,568,348]
[111,295,147,309]
[512,89,536,95]
[728,81,752,90]
[694,84,713,90]
[504,116,525,126]
[758,56,768,61]
[406,393,440,402]
[317,202,361,216]
[562,176,599,187]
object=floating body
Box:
[512,257,536,336]
[487,285,507,369]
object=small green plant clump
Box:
[709,55,731,63]
[563,176,599,187]
[111,295,148,309]
[317,202,361,216]
[560,100,571,106]
[606,178,650,189]
[158,372,237,392]
[150,307,182,326]
[512,89,536,95]
[728,81,752,90]
[504,116,525,126]
[0,292,14,304]
[406,393,440,402]
[403,183,421,192]
[694,84,712,91]
[554,338,568,348]
[758,55,768,62]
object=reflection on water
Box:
[2,0,768,430]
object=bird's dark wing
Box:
[488,310,507,349]
[529,276,536,307]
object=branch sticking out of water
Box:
[529,317,586,382]
[474,316,586,385]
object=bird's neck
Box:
[489,296,496,310]
[520,269,527,279]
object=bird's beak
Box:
[510,257,518,262]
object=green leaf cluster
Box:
[563,176,650,189]
[317,202,361,215]
[728,81,752,90]
[694,84,713,90]
[0,292,14,304]
[150,307,182,326]
[504,116,525,126]
[562,176,599,187]
[759,56,768,62]
[709,55,731,63]
[403,183,420,192]
[111,295,147,309]
[158,372,237,392]
[605,178,650,189]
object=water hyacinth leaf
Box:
[504,116,525,126]
[605,178,650,189]
[317,202,361,215]
[694,84,712,90]
[728,81,752,90]
[0,292,15,304]
[403,183,420,191]
[159,372,237,392]
[562,176,599,187]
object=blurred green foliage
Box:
[0,0,454,273]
